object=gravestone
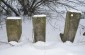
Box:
[6,17,22,42]
[32,15,46,42]
[60,10,81,42]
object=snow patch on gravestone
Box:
[68,9,81,13]
[9,41,18,45]
[33,14,46,17]
[34,41,46,46]
[7,17,21,19]
[64,41,72,45]
[33,41,56,49]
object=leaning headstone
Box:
[60,10,81,42]
[6,17,22,42]
[32,15,46,42]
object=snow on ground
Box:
[0,17,85,55]
[0,41,85,55]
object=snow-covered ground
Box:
[0,16,85,55]
[0,41,85,55]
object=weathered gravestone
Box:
[6,17,22,42]
[60,10,81,42]
[32,15,46,42]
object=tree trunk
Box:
[6,17,22,42]
[60,11,81,42]
[32,15,46,42]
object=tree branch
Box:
[1,0,20,16]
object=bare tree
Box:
[0,0,85,16]
[1,0,19,16]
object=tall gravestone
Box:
[60,10,81,42]
[6,17,22,42]
[32,15,46,42]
